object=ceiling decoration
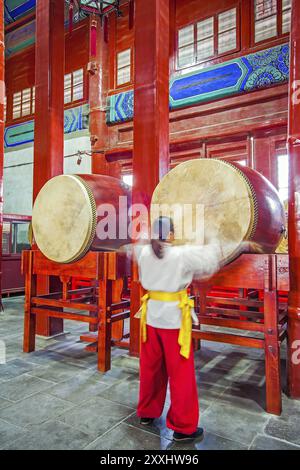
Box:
[4,0,128,57]
[5,1,123,27]
[66,1,123,24]
[4,0,36,25]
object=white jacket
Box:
[135,243,221,329]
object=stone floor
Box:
[0,296,300,450]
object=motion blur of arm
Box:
[181,239,264,281]
[180,242,223,280]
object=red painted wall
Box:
[5,20,89,126]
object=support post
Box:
[33,0,65,336]
[97,253,112,372]
[264,256,281,415]
[287,0,300,399]
[130,0,170,356]
[88,15,112,175]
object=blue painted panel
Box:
[169,62,247,107]
[4,0,36,24]
[107,43,290,124]
[4,104,89,149]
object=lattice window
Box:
[282,0,291,34]
[254,0,291,43]
[178,25,195,67]
[12,87,35,120]
[117,49,131,86]
[178,8,238,69]
[197,18,214,62]
[218,8,237,54]
[64,68,84,104]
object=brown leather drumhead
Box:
[151,159,256,264]
[32,175,96,263]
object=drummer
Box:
[134,216,224,443]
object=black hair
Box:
[151,216,174,259]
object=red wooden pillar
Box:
[287,0,300,399]
[33,0,65,336]
[130,0,170,356]
[89,16,109,175]
[0,1,4,308]
[88,15,121,178]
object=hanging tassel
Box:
[90,16,97,57]
[69,0,74,35]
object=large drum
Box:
[151,159,285,264]
[32,174,131,263]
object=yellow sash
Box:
[139,289,194,359]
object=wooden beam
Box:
[198,316,265,333]
[31,308,98,324]
[192,330,264,349]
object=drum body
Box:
[151,159,285,264]
[32,174,131,263]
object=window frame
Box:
[251,0,291,47]
[176,6,241,71]
[12,86,35,121]
[64,67,86,107]
[115,47,133,89]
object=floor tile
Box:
[47,370,111,404]
[200,402,268,445]
[99,377,140,409]
[0,393,75,427]
[265,416,300,446]
[0,418,25,449]
[3,420,92,450]
[0,373,55,401]
[85,422,169,450]
[0,358,41,381]
[58,396,135,438]
[250,434,300,450]
[28,361,86,383]
[167,431,247,451]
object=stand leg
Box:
[23,252,36,353]
[264,257,282,415]
[97,254,112,372]
[112,278,124,341]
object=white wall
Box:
[3,131,91,216]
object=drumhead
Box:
[32,175,96,263]
[151,159,256,264]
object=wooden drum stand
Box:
[22,250,289,415]
[22,249,130,372]
[192,253,289,415]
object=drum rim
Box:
[32,175,97,264]
[151,158,259,264]
[215,159,258,263]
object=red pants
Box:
[137,325,199,434]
